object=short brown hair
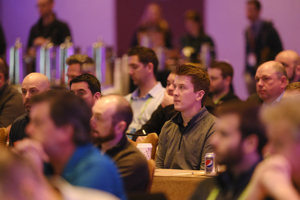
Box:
[30,90,92,145]
[127,46,158,76]
[217,102,267,155]
[174,63,210,104]
[247,0,261,11]
[210,61,234,79]
[110,95,133,132]
[66,54,95,74]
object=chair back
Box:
[146,159,156,192]
[139,133,158,159]
[0,128,8,146]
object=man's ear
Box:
[114,121,127,135]
[280,75,287,88]
[295,64,300,79]
[93,92,101,100]
[59,124,74,143]
[146,62,154,74]
[243,134,259,154]
[196,90,205,102]
[0,73,5,84]
[224,76,232,87]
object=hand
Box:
[33,37,48,47]
[242,155,299,200]
[161,90,173,108]
[136,136,146,142]
[13,139,49,173]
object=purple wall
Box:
[0,0,116,52]
[205,0,300,100]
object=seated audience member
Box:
[0,58,25,127]
[125,46,165,133]
[70,74,101,109]
[275,50,300,83]
[66,54,96,85]
[180,10,215,63]
[190,102,267,200]
[0,147,119,200]
[208,61,241,106]
[9,73,50,146]
[282,82,300,99]
[15,90,126,199]
[247,61,287,105]
[156,64,216,170]
[242,98,300,200]
[134,71,216,139]
[91,94,149,193]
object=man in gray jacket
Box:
[156,64,216,170]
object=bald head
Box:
[255,61,287,104]
[95,95,133,128]
[22,73,50,112]
[91,95,132,145]
[275,50,300,83]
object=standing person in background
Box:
[131,3,172,49]
[0,23,6,58]
[180,10,215,63]
[244,0,283,95]
[27,0,71,71]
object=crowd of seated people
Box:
[1,44,299,199]
[2,0,300,200]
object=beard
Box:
[24,99,31,113]
[215,143,244,168]
[92,127,116,144]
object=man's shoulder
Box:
[190,177,218,200]
[246,93,263,104]
[114,141,148,166]
[11,113,28,126]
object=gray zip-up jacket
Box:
[155,107,216,170]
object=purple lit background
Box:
[1,0,300,99]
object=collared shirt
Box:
[263,91,284,107]
[125,82,165,132]
[98,134,149,193]
[61,144,126,200]
[155,107,216,170]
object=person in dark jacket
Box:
[208,61,241,107]
[245,0,283,95]
[0,58,25,128]
[190,102,267,200]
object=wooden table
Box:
[151,169,213,200]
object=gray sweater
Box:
[155,107,216,170]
